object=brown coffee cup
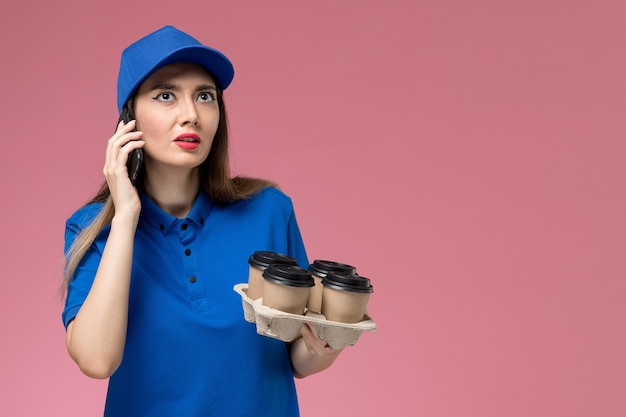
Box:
[262,264,314,315]
[307,260,356,313]
[321,272,373,323]
[247,251,297,300]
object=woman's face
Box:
[133,62,220,173]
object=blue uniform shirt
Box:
[63,187,308,417]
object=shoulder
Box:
[66,202,105,231]
[245,187,295,212]
[253,187,294,206]
[222,187,295,220]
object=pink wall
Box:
[1,0,625,416]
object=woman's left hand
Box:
[289,323,343,378]
[299,323,335,356]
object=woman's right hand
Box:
[104,119,145,220]
[66,120,145,378]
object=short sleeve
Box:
[286,206,309,269]
[61,203,108,328]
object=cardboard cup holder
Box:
[233,283,377,350]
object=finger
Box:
[108,120,138,155]
[305,323,325,345]
[115,139,145,172]
[105,127,143,170]
[104,135,144,181]
[116,118,136,133]
[299,324,315,353]
[301,323,317,342]
[301,324,331,355]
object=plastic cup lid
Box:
[308,259,356,277]
[248,251,297,269]
[322,271,373,293]
[262,264,314,288]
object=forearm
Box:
[289,324,343,378]
[66,214,137,379]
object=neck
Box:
[144,167,201,218]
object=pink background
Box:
[1,0,625,416]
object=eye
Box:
[153,92,174,102]
[197,92,216,103]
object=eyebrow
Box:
[149,83,217,92]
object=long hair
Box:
[61,85,275,292]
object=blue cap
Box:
[116,25,234,111]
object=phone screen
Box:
[117,106,143,186]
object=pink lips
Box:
[174,133,201,150]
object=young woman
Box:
[62,25,341,416]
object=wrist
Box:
[111,209,140,229]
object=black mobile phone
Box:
[117,106,143,186]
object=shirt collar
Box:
[139,191,214,232]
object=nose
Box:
[178,97,199,126]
